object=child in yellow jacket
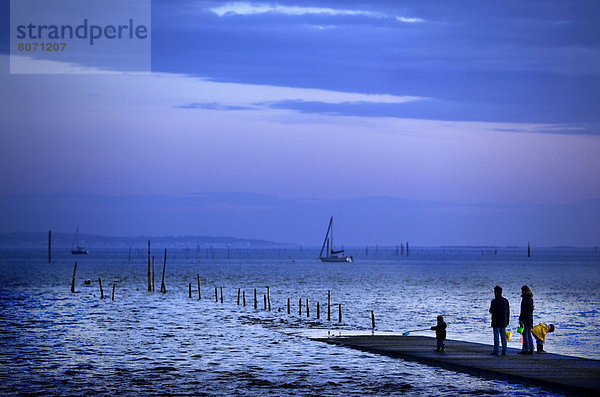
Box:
[532,323,555,353]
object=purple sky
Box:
[1,1,599,246]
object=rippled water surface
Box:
[1,247,598,395]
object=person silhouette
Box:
[489,285,510,355]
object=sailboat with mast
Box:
[319,217,353,263]
[71,226,88,255]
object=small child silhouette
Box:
[431,315,447,352]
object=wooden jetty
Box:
[317,335,600,395]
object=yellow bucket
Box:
[506,331,513,341]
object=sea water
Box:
[0,247,598,395]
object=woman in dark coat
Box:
[519,285,534,355]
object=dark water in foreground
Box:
[0,247,598,395]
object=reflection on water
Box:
[1,247,598,395]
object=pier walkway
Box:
[316,335,600,395]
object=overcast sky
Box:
[1,1,599,246]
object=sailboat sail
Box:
[319,217,353,263]
[71,226,88,255]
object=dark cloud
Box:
[148,0,600,128]
[263,98,599,134]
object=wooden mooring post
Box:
[263,294,267,310]
[317,302,320,319]
[147,240,152,292]
[112,283,116,301]
[197,274,201,299]
[71,262,77,293]
[220,287,223,303]
[266,286,271,311]
[160,248,167,293]
[215,287,218,302]
[98,278,104,299]
[237,288,241,305]
[328,290,331,321]
[287,297,290,314]
[338,303,342,323]
[151,256,155,292]
[299,298,302,316]
[306,298,309,317]
[254,288,257,309]
[189,283,192,298]
[243,290,246,306]
[371,311,375,329]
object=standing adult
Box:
[519,285,534,355]
[489,285,510,355]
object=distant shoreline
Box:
[0,231,295,249]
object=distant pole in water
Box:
[371,311,375,329]
[528,242,531,258]
[98,278,104,299]
[299,298,302,316]
[189,283,192,298]
[254,288,257,309]
[147,240,152,292]
[406,242,410,257]
[401,243,404,256]
[112,283,116,301]
[237,288,241,305]
[287,298,291,314]
[266,287,271,311]
[215,287,218,302]
[317,302,320,319]
[48,230,51,263]
[263,294,267,310]
[71,262,77,293]
[338,303,342,323]
[220,287,223,303]
[197,274,201,299]
[160,248,167,293]
[243,290,246,306]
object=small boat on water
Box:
[71,226,88,255]
[319,217,353,263]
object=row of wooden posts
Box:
[71,260,362,325]
[70,240,379,328]
[182,280,375,326]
